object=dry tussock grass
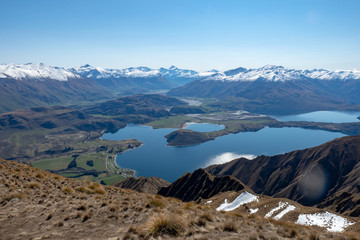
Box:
[145,213,186,237]
[146,198,166,208]
[27,182,40,189]
[222,220,238,232]
[1,192,24,203]
[62,186,74,194]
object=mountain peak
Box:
[80,64,92,68]
[261,65,285,69]
[169,65,178,70]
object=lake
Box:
[102,111,355,182]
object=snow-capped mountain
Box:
[158,65,199,85]
[0,63,79,81]
[201,65,360,82]
[159,65,198,78]
[70,65,161,79]
[2,63,359,83]
[69,64,112,79]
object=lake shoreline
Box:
[114,142,145,177]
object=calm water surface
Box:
[102,118,346,182]
[271,111,360,123]
[184,123,225,132]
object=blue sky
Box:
[1,0,359,71]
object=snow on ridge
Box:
[216,191,259,211]
[0,63,79,81]
[70,65,160,79]
[122,67,160,77]
[296,212,354,232]
[3,63,359,82]
[159,66,199,78]
[201,65,360,82]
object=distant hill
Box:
[206,135,360,217]
[82,94,186,119]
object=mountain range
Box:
[2,63,360,114]
[2,63,359,83]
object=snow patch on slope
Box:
[296,212,354,232]
[216,191,258,211]
[249,208,259,214]
[265,202,288,218]
[273,205,296,220]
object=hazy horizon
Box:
[1,0,359,71]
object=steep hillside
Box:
[1,159,359,239]
[0,77,110,113]
[0,106,123,132]
[114,176,170,194]
[158,168,359,233]
[206,135,360,217]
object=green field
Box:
[146,115,197,129]
[30,138,141,184]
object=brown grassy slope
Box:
[0,159,359,240]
